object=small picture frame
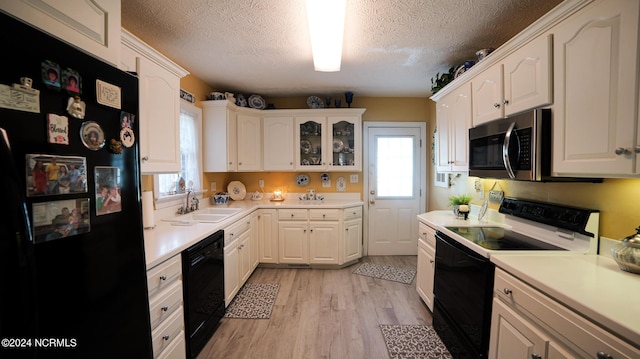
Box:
[95,166,122,216]
[32,198,91,243]
[41,60,61,90]
[120,111,134,129]
[26,154,88,196]
[62,68,82,95]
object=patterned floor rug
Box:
[353,262,417,284]
[224,283,279,319]
[380,325,453,359]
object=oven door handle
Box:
[502,121,517,179]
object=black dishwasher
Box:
[182,230,225,358]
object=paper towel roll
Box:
[142,190,155,229]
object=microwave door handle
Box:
[502,122,517,179]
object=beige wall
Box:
[170,75,638,241]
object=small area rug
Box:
[353,262,417,284]
[224,283,279,319]
[380,325,453,359]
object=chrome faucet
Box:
[177,190,199,214]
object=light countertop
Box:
[491,254,640,347]
[144,198,364,268]
[420,209,640,348]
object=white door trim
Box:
[363,121,427,256]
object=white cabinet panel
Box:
[1,0,121,65]
[236,113,261,171]
[552,0,640,176]
[263,116,295,170]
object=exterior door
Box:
[364,123,426,255]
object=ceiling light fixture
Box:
[305,0,346,72]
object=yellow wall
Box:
[166,74,638,241]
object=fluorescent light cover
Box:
[305,0,346,72]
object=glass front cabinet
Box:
[295,113,362,171]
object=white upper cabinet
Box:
[552,0,640,176]
[236,113,262,171]
[263,116,295,171]
[472,34,552,126]
[121,30,189,173]
[202,100,238,172]
[0,0,121,66]
[436,82,471,172]
[472,65,505,125]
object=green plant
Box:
[430,67,455,94]
[449,194,472,207]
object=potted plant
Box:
[449,194,472,218]
[430,67,455,94]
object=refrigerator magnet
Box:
[108,139,123,154]
[66,96,86,119]
[80,121,105,151]
[41,60,61,90]
[47,114,69,145]
[120,127,135,148]
[62,68,81,95]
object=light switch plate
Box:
[349,174,359,183]
[210,182,216,192]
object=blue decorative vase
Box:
[344,91,354,108]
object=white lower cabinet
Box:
[258,209,279,263]
[489,268,640,359]
[277,206,362,265]
[146,255,185,359]
[223,215,253,306]
[416,221,435,311]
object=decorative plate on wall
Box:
[227,181,247,200]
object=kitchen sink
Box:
[202,207,242,215]
[188,213,230,223]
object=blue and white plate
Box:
[307,95,324,109]
[248,94,266,109]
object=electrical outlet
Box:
[322,180,331,188]
[259,179,264,188]
[210,182,216,192]
[349,174,359,183]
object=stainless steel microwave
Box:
[468,109,551,181]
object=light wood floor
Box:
[197,256,432,359]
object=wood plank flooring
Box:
[197,255,432,359]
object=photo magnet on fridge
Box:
[62,68,81,95]
[32,198,91,243]
[41,60,61,90]
[25,154,88,196]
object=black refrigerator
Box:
[0,12,153,359]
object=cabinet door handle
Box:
[429,259,434,263]
[162,335,170,341]
[503,288,512,295]
[239,162,242,166]
[141,156,149,162]
[322,214,326,218]
[531,354,542,359]
[615,147,631,155]
[160,275,167,281]
[634,146,640,153]
[161,306,168,312]
[597,352,613,359]
[503,99,509,105]
[493,103,501,109]
[291,214,294,218]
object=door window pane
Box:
[376,137,413,197]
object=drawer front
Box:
[156,330,186,359]
[147,255,182,298]
[418,222,436,247]
[309,209,340,221]
[343,206,362,220]
[151,307,184,356]
[225,215,251,245]
[495,268,640,358]
[149,280,183,330]
[278,209,308,220]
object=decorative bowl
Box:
[612,229,640,274]
[211,192,229,205]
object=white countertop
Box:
[491,254,640,347]
[144,198,364,268]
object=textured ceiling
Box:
[121,0,563,98]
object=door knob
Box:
[615,147,631,155]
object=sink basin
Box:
[203,207,242,215]
[189,213,230,223]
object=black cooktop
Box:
[444,226,566,251]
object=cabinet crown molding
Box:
[121,28,189,78]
